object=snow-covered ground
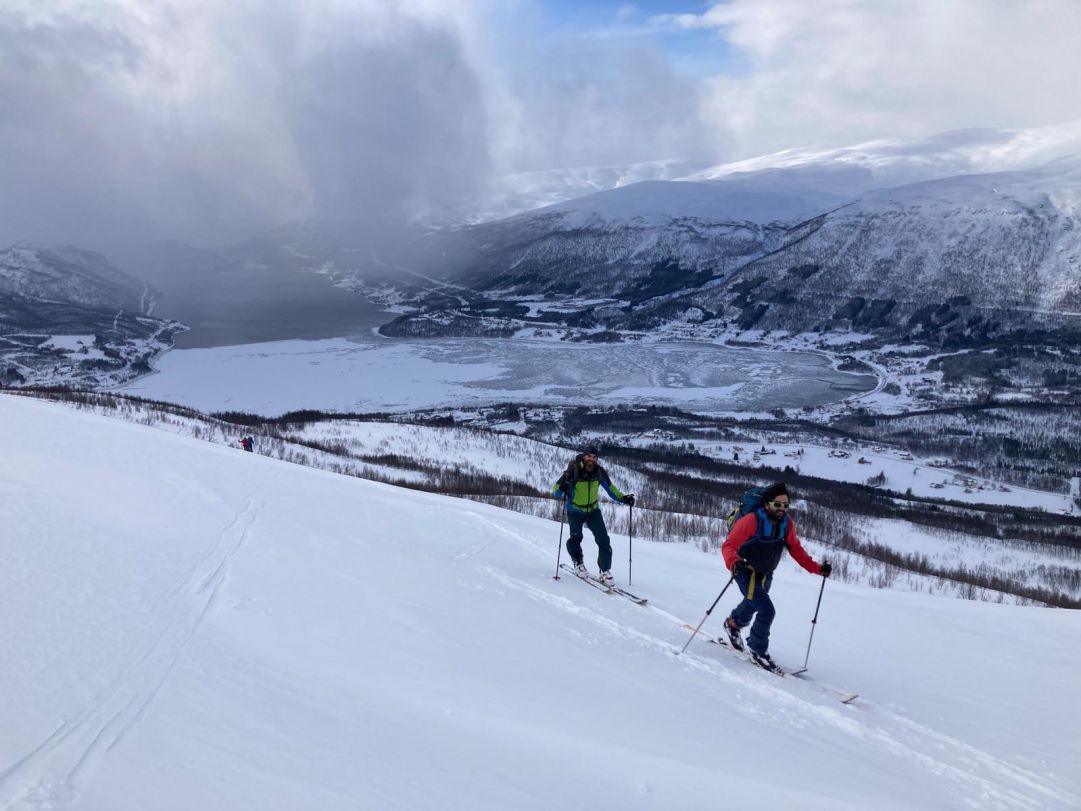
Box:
[2,393,1079,810]
[276,420,647,495]
[676,439,1076,514]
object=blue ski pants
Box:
[566,508,613,571]
[729,567,775,655]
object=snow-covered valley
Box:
[2,393,1079,809]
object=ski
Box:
[679,622,785,676]
[679,623,858,698]
[683,627,860,700]
[788,669,859,704]
[557,565,648,605]
[679,623,783,674]
[680,623,738,651]
[609,584,648,606]
[558,563,613,595]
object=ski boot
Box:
[750,650,784,675]
[723,616,745,651]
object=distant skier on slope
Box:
[553,445,634,586]
[721,482,831,673]
[239,436,254,452]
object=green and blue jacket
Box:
[553,456,626,514]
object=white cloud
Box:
[664,0,1081,159]
[2,0,1080,252]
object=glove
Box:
[820,561,832,578]
[731,559,748,576]
[623,494,636,507]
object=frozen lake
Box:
[122,335,876,415]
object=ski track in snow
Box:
[473,515,1078,811]
[0,495,266,810]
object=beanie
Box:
[762,482,789,502]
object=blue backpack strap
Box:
[753,509,788,540]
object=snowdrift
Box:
[1,393,1078,810]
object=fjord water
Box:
[161,265,391,349]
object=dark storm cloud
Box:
[279,23,490,227]
[0,1,491,252]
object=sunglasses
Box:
[767,500,790,509]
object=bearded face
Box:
[764,497,790,520]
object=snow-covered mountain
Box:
[0,243,158,314]
[376,124,1081,341]
[463,123,1081,225]
[703,161,1081,330]
[2,392,1079,809]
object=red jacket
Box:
[722,511,822,575]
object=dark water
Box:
[155,265,389,349]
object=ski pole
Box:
[552,501,567,580]
[793,575,828,675]
[678,574,736,655]
[628,503,634,586]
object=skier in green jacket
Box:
[553,446,635,585]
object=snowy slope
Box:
[544,177,848,227]
[1,393,1079,810]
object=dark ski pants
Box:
[566,508,613,571]
[729,568,775,655]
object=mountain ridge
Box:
[371,129,1081,344]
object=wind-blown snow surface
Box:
[2,394,1079,810]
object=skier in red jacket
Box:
[721,482,831,672]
